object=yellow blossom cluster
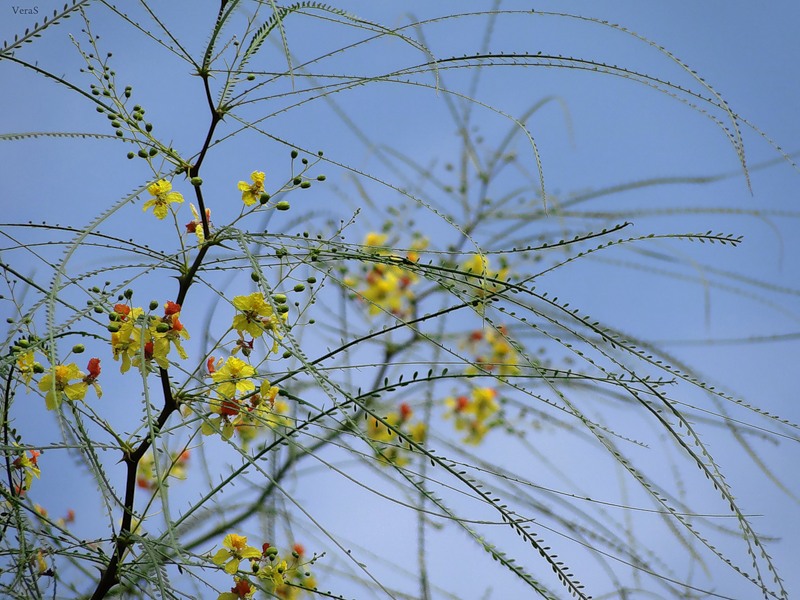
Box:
[460,252,510,300]
[109,301,189,373]
[444,386,501,445]
[136,449,191,490]
[348,232,427,317]
[36,356,102,411]
[201,356,288,443]
[231,292,287,354]
[366,402,427,466]
[212,535,316,600]
[463,325,521,377]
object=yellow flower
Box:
[37,363,86,410]
[143,179,184,219]
[16,350,39,390]
[232,292,274,337]
[211,356,256,398]
[212,534,262,575]
[238,171,265,206]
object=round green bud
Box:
[115,130,124,137]
[293,283,305,292]
[247,74,255,81]
[148,148,158,157]
[250,272,260,282]
[292,177,302,186]
[190,177,203,186]
[18,339,30,348]
[133,105,142,112]
[145,123,153,132]
[265,546,279,556]
[272,294,287,304]
[102,90,111,97]
[259,192,270,205]
[107,322,121,333]
[156,322,170,333]
[308,318,315,324]
[138,149,148,158]
[108,312,120,322]
[5,318,13,324]
[276,201,291,211]
[72,344,85,354]
[292,550,300,559]
[124,90,131,98]
[300,181,311,189]
[91,89,100,96]
[306,276,317,284]
[33,363,45,374]
[124,289,133,299]
[149,300,159,311]
[276,304,290,314]
[282,350,292,359]
[290,149,299,159]
[127,152,135,159]
[96,106,104,113]
[276,248,288,258]
[94,306,104,314]
[316,174,326,181]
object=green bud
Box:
[33,363,45,374]
[91,89,100,96]
[250,272,260,282]
[18,339,30,348]
[107,322,121,333]
[293,283,305,292]
[145,123,153,132]
[94,306,104,314]
[275,248,288,258]
[127,152,135,159]
[282,350,292,359]
[102,90,111,97]
[247,74,255,81]
[138,149,148,158]
[115,130,124,137]
[124,288,134,299]
[272,294,287,304]
[156,322,170,333]
[149,300,159,311]
[292,177,302,186]
[148,148,158,157]
[316,174,326,181]
[190,177,203,186]
[292,550,300,559]
[96,106,104,113]
[108,312,120,322]
[72,344,85,354]
[300,181,311,189]
[276,201,290,211]
[290,149,298,159]
[276,304,290,314]
[265,546,279,556]
[259,192,270,205]
[306,276,317,284]
[111,120,121,128]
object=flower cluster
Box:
[137,450,190,490]
[238,171,266,207]
[202,357,288,442]
[463,325,521,377]
[213,536,317,600]
[348,232,427,317]
[460,253,510,301]
[109,301,189,373]
[444,386,501,445]
[231,292,287,354]
[366,402,427,466]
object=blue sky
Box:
[1,2,799,599]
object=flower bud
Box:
[145,123,153,132]
[190,177,203,186]
[306,276,317,284]
[259,192,270,205]
[148,148,157,157]
[127,152,135,159]
[276,201,290,211]
[138,149,148,158]
[293,283,305,292]
[300,181,311,189]
[292,177,301,186]
[290,149,298,159]
[156,322,170,333]
[316,174,326,181]
[250,272,260,282]
[124,289,134,299]
[149,300,159,311]
[276,304,289,314]
[272,294,287,304]
[247,74,255,81]
[72,344,85,354]
[33,363,45,374]
[107,322,121,333]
